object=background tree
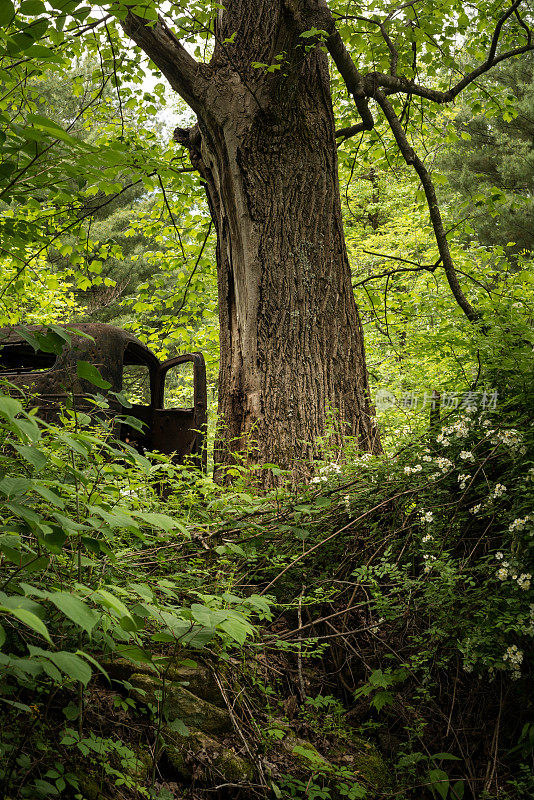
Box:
[439,53,534,256]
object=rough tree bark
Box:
[122,1,380,479]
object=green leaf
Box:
[299,27,326,39]
[134,511,178,532]
[114,644,153,664]
[0,0,15,26]
[48,592,99,635]
[0,395,22,420]
[95,589,132,620]
[0,622,5,648]
[271,782,282,799]
[1,605,52,643]
[190,603,213,627]
[62,702,80,720]
[76,360,111,390]
[39,527,66,554]
[55,433,89,457]
[218,615,254,645]
[428,769,450,800]
[33,484,65,508]
[0,697,32,712]
[0,475,31,498]
[23,555,49,575]
[371,690,394,712]
[433,753,461,762]
[47,651,92,686]
[167,718,189,736]
[13,444,47,471]
[19,0,46,14]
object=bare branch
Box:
[373,88,480,324]
[354,249,441,283]
[335,121,366,139]
[324,26,375,130]
[334,13,400,75]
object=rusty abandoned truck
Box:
[0,324,207,470]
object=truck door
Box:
[152,353,207,471]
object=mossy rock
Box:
[165,664,224,707]
[344,735,393,795]
[282,733,331,770]
[74,773,113,800]
[163,725,256,784]
[126,747,152,781]
[129,673,232,734]
[279,731,392,800]
[102,657,224,706]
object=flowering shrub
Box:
[275,398,533,794]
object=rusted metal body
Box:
[0,323,207,470]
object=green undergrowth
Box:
[0,363,533,799]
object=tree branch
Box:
[325,25,375,131]
[355,249,441,280]
[373,89,480,323]
[365,0,533,102]
[335,121,366,140]
[120,10,207,114]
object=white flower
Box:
[436,434,450,446]
[404,464,423,475]
[423,554,437,573]
[458,473,471,490]
[422,533,434,543]
[422,455,433,462]
[320,463,342,475]
[509,517,530,532]
[495,552,504,560]
[459,450,475,461]
[435,457,452,472]
[451,419,470,437]
[421,511,434,523]
[517,574,532,590]
[492,483,507,498]
[503,645,523,666]
[496,567,509,581]
[492,430,523,455]
[310,476,327,484]
[470,504,482,514]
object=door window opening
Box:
[122,344,154,406]
[163,361,195,409]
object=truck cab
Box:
[0,323,207,470]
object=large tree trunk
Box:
[122,1,380,480]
